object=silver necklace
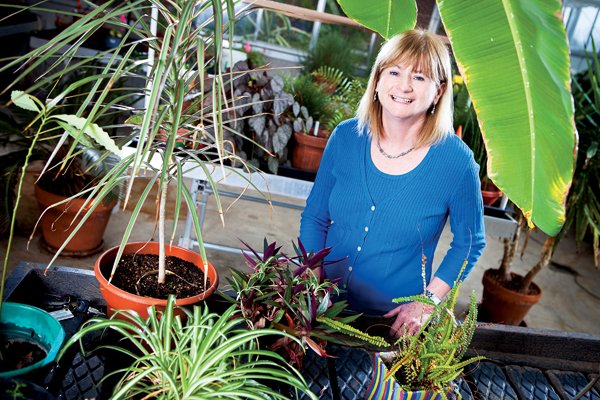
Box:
[376,137,415,159]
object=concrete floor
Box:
[2,177,600,335]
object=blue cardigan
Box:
[300,119,486,314]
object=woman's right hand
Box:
[384,301,434,338]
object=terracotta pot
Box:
[34,184,116,256]
[481,180,503,206]
[291,132,328,172]
[365,353,449,400]
[480,269,542,325]
[94,242,219,317]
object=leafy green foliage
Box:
[311,66,351,96]
[58,297,316,399]
[452,76,487,180]
[249,11,311,50]
[0,0,254,289]
[245,50,267,69]
[560,47,600,265]
[336,0,416,40]
[388,288,482,394]
[230,61,295,174]
[301,30,360,76]
[290,68,365,133]
[222,239,359,367]
[437,0,575,236]
[290,74,331,123]
[322,262,483,395]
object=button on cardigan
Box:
[300,118,486,315]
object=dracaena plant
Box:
[222,239,359,367]
[0,0,257,303]
[58,296,317,399]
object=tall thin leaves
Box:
[0,0,259,287]
[58,297,317,399]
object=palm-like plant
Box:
[0,0,256,301]
[493,47,600,295]
[58,296,317,399]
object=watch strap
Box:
[424,290,442,306]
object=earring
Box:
[373,91,378,102]
[430,103,436,114]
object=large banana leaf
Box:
[437,0,576,236]
[336,0,416,39]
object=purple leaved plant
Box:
[223,238,359,368]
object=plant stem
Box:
[498,212,524,280]
[158,175,168,284]
[519,236,555,293]
[1,113,46,315]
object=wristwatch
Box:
[424,290,442,306]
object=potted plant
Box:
[480,52,600,325]
[0,0,253,315]
[0,302,65,379]
[319,262,483,399]
[58,296,317,399]
[229,60,295,175]
[290,67,363,172]
[1,73,124,256]
[222,239,359,367]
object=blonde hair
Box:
[356,29,453,147]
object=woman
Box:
[299,29,485,337]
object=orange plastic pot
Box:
[291,132,328,172]
[95,242,218,317]
[34,184,116,256]
[480,269,542,325]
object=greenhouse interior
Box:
[0,0,599,399]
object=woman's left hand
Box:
[384,302,434,338]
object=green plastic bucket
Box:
[0,302,66,378]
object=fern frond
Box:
[317,316,389,347]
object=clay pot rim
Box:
[34,183,117,211]
[482,269,542,299]
[293,131,329,143]
[94,241,219,306]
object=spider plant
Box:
[58,296,317,399]
[222,239,359,367]
[0,0,260,301]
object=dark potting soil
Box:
[488,271,541,295]
[109,254,209,299]
[0,337,47,372]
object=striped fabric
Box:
[365,353,444,400]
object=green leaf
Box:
[11,91,40,112]
[438,0,576,236]
[55,121,95,148]
[53,114,124,158]
[336,0,417,40]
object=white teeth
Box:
[391,95,412,103]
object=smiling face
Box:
[376,63,442,129]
